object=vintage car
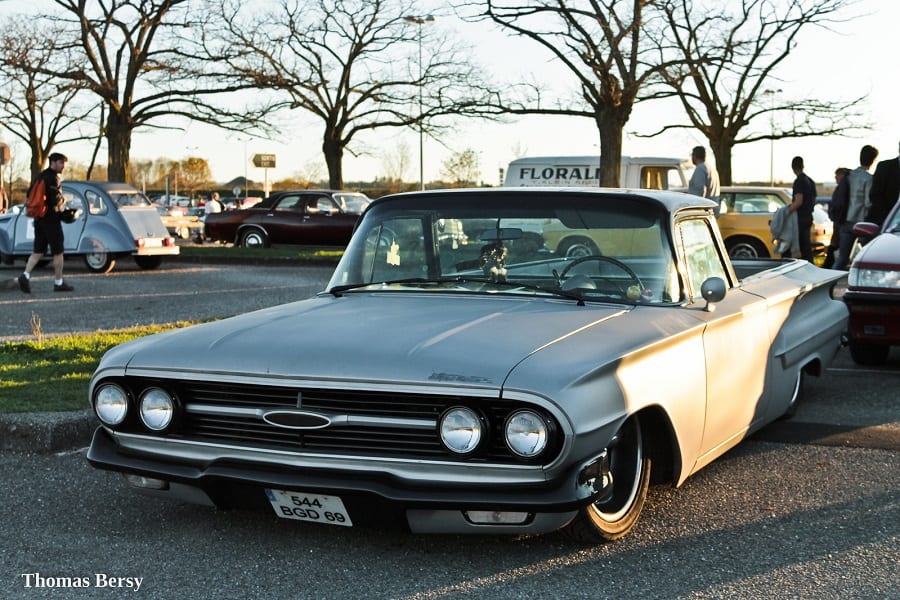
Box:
[1,181,178,273]
[843,201,900,365]
[716,186,831,264]
[86,188,847,542]
[203,190,370,247]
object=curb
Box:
[0,410,95,454]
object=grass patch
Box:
[179,245,343,262]
[0,322,195,414]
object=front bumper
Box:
[86,427,608,534]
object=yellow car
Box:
[717,186,831,263]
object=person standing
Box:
[195,192,223,243]
[789,156,817,263]
[866,140,900,227]
[17,152,72,293]
[688,146,721,204]
[822,167,850,269]
[835,145,879,269]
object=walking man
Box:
[17,152,73,293]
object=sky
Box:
[2,0,898,189]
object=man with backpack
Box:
[16,152,73,293]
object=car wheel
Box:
[563,417,651,543]
[848,339,890,366]
[239,228,269,248]
[176,226,191,240]
[84,243,115,273]
[557,237,600,259]
[135,255,163,270]
[726,237,769,259]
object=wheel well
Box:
[636,406,679,486]
[801,358,822,377]
[237,225,267,240]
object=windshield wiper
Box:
[330,276,588,305]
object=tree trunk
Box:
[710,138,734,186]
[323,136,344,190]
[595,110,626,187]
[106,111,133,183]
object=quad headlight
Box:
[139,387,175,431]
[505,410,549,458]
[94,384,129,426]
[439,407,484,454]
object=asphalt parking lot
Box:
[1,257,897,598]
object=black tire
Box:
[848,339,890,366]
[726,237,769,259]
[556,237,600,259]
[239,228,269,248]
[84,250,115,273]
[563,417,651,543]
[134,255,163,270]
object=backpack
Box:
[25,177,47,219]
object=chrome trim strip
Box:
[184,404,436,430]
[110,430,550,485]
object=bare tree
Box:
[647,0,866,185]
[0,16,97,180]
[13,0,278,183]
[382,140,412,184]
[441,148,481,186]
[205,0,496,189]
[461,0,671,187]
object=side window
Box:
[62,191,84,214]
[639,167,668,190]
[315,197,334,214]
[84,190,108,215]
[718,192,735,215]
[733,193,784,214]
[274,195,302,211]
[677,218,728,300]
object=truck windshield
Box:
[328,192,681,304]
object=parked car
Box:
[716,186,831,264]
[204,190,370,247]
[86,188,847,543]
[155,204,201,240]
[0,181,178,273]
[842,201,900,365]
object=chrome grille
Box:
[116,379,561,464]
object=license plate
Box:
[265,489,353,527]
[140,238,163,247]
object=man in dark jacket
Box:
[17,152,73,293]
[866,141,900,227]
[789,156,818,263]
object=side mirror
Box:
[700,277,727,312]
[852,222,880,237]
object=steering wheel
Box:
[558,255,645,296]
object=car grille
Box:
[118,379,561,465]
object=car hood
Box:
[102,293,634,389]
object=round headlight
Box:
[139,387,175,431]
[439,407,483,454]
[94,384,128,426]
[505,410,548,458]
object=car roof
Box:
[370,187,716,213]
[64,180,142,193]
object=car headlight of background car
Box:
[849,266,900,289]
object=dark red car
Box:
[843,201,900,364]
[204,190,370,248]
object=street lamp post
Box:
[763,88,782,186]
[405,14,434,191]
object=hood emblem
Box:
[263,410,331,430]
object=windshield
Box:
[110,192,152,207]
[328,191,681,304]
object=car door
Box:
[258,193,307,244]
[305,195,358,245]
[674,217,772,471]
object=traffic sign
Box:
[252,153,276,168]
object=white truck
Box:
[503,155,691,189]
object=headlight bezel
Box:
[438,406,486,456]
[504,409,550,458]
[139,387,177,432]
[93,383,130,427]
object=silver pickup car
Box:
[1,181,178,273]
[86,188,847,543]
